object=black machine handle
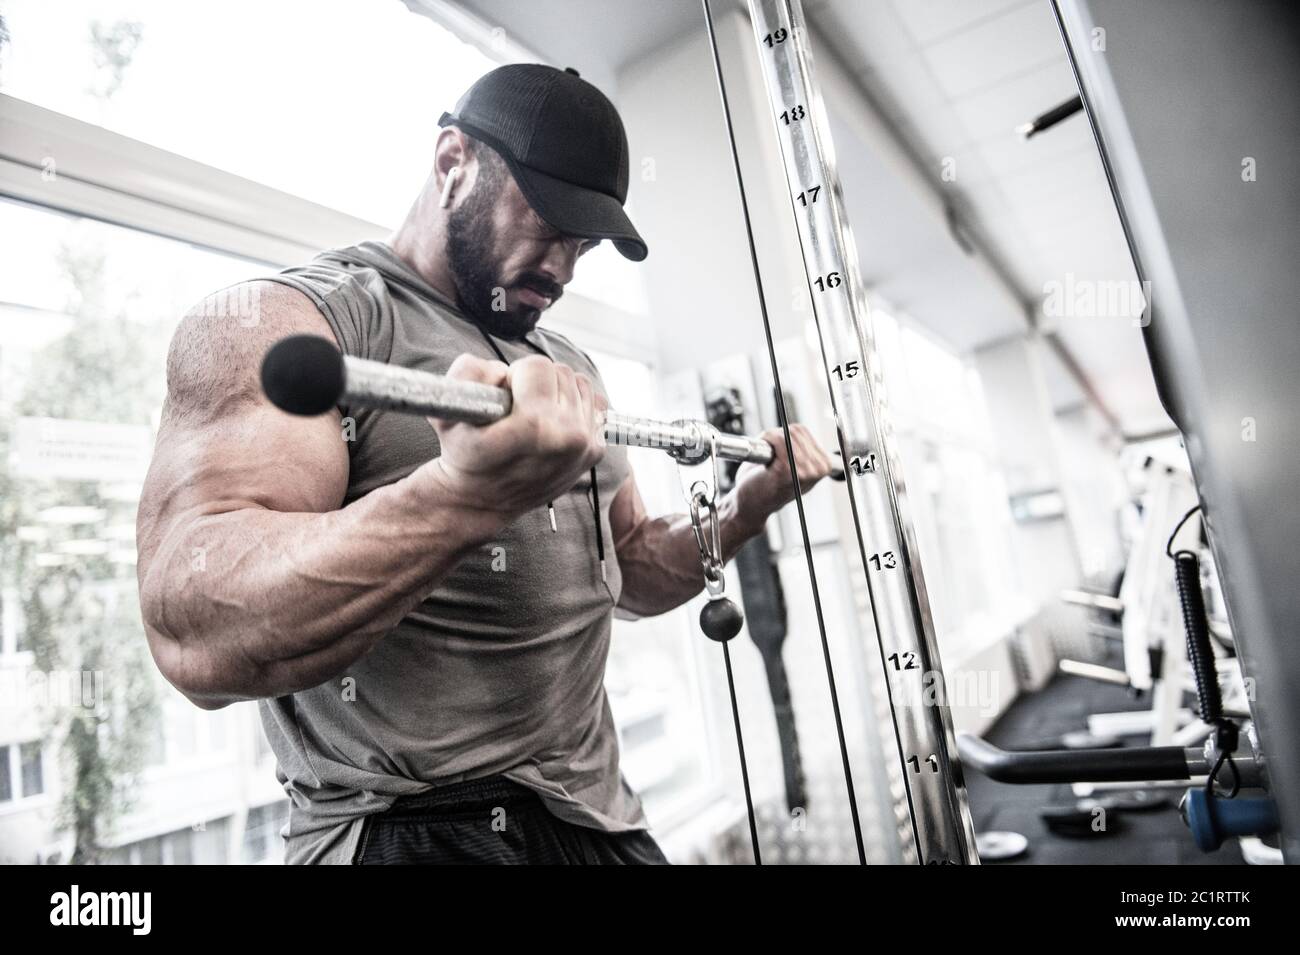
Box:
[957,733,1192,784]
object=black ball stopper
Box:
[699,597,744,642]
[261,335,346,415]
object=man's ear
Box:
[433,128,471,206]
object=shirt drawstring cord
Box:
[475,327,606,583]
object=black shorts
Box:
[353,775,670,865]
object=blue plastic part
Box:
[1183,789,1280,852]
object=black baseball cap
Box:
[439,64,648,262]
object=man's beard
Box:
[446,193,561,340]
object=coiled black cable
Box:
[1173,550,1223,725]
[1166,506,1222,725]
[1166,504,1238,794]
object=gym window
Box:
[0,0,496,226]
[870,307,1022,656]
[0,740,45,804]
[106,817,232,865]
[242,801,291,864]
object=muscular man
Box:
[136,64,830,864]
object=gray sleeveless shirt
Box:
[257,241,644,864]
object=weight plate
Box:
[976,830,1029,861]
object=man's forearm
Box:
[614,490,768,618]
[140,465,507,706]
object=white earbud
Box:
[439,166,461,209]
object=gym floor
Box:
[965,672,1246,865]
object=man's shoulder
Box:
[277,244,387,296]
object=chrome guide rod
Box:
[702,0,867,866]
[746,0,979,864]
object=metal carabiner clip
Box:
[682,428,726,596]
[688,481,725,597]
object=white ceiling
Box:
[805,0,1169,433]
[447,0,1171,434]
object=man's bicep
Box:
[148,402,348,519]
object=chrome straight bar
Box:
[340,353,775,466]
